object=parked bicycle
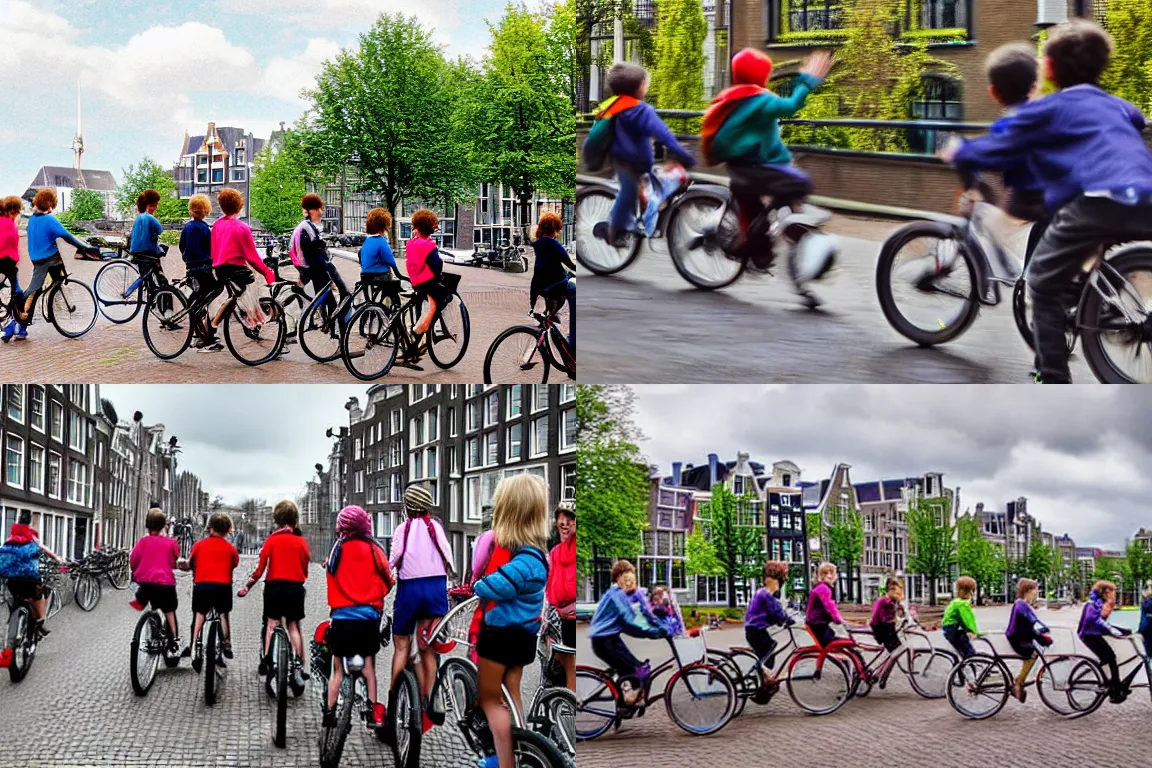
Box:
[65,557,102,612]
[484,295,574,383]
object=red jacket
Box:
[189,535,239,584]
[326,538,394,612]
[250,528,311,583]
[546,536,576,609]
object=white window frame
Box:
[484,431,498,467]
[466,401,480,433]
[5,434,24,489]
[562,463,575,500]
[466,436,481,471]
[50,401,63,442]
[68,410,86,453]
[531,385,548,413]
[530,415,548,458]
[28,445,44,494]
[483,392,499,428]
[464,475,482,522]
[560,384,575,403]
[30,386,45,433]
[7,385,25,424]
[506,423,522,462]
[391,408,403,435]
[67,459,86,504]
[507,385,523,417]
[560,407,576,453]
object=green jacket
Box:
[941,597,978,634]
[709,73,822,166]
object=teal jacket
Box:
[709,73,822,166]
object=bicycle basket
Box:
[670,633,707,666]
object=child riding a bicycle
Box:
[745,560,795,692]
[529,211,576,354]
[323,505,395,729]
[179,194,220,350]
[588,560,667,707]
[360,208,403,282]
[1006,578,1052,702]
[942,576,980,659]
[806,562,847,648]
[0,510,65,644]
[405,209,451,363]
[129,190,164,259]
[210,189,275,330]
[128,508,182,662]
[291,193,350,319]
[869,577,905,654]
[0,195,22,339]
[182,513,240,672]
[1078,580,1132,704]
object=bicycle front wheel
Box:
[108,555,131,590]
[533,687,576,757]
[7,606,33,683]
[663,662,735,736]
[390,669,422,768]
[341,304,399,381]
[1037,655,1107,718]
[204,622,220,706]
[319,675,354,768]
[274,630,289,747]
[484,326,550,384]
[573,187,642,275]
[574,667,616,741]
[75,572,101,611]
[945,655,1009,720]
[438,656,477,724]
[666,194,746,291]
[511,725,573,768]
[142,287,193,360]
[786,652,851,716]
[94,260,143,324]
[298,298,342,363]
[427,295,469,369]
[130,611,162,696]
[224,297,287,366]
[49,278,98,338]
[44,585,62,620]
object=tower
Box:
[71,81,86,190]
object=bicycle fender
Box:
[658,184,732,237]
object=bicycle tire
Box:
[704,649,750,717]
[665,192,747,291]
[484,326,551,384]
[573,187,643,275]
[945,654,1009,720]
[663,662,735,735]
[7,605,32,683]
[108,555,131,590]
[427,295,470,369]
[54,573,75,611]
[205,621,219,706]
[574,667,616,741]
[0,279,11,326]
[435,656,477,727]
[786,651,851,716]
[142,287,193,360]
[906,648,955,699]
[390,668,422,768]
[1011,278,1078,356]
[874,220,980,346]
[224,297,287,366]
[511,725,573,768]
[532,687,576,757]
[49,278,99,338]
[1037,655,1107,718]
[341,303,399,381]
[44,584,62,620]
[298,295,343,363]
[319,675,354,768]
[94,260,143,324]
[130,611,162,696]
[1078,246,1152,383]
[274,629,289,747]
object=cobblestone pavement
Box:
[576,606,1151,768]
[0,559,538,767]
[1,238,569,384]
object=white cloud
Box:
[262,38,342,106]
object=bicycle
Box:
[65,558,102,612]
[5,260,98,338]
[87,548,131,591]
[484,294,574,383]
[2,560,63,683]
[575,625,736,740]
[524,615,576,758]
[93,246,171,324]
[832,616,958,700]
[341,272,470,381]
[198,271,288,366]
[129,595,181,696]
[199,606,227,706]
[298,275,405,364]
[256,609,308,748]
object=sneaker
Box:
[35,622,50,639]
[180,645,193,658]
[129,599,145,611]
[258,656,268,677]
[14,324,27,339]
[372,702,387,728]
[477,756,499,768]
[222,641,233,660]
[192,643,203,673]
[1,321,15,342]
[197,342,224,353]
[192,336,218,349]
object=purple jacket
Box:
[806,581,843,625]
[1077,591,1115,637]
[746,587,794,631]
[1007,599,1049,639]
[611,101,697,172]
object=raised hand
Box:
[801,51,834,81]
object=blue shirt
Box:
[179,218,212,271]
[1141,597,1152,634]
[955,85,1152,213]
[130,212,163,255]
[610,101,697,172]
[359,235,398,277]
[472,546,548,632]
[26,211,87,263]
[989,113,1042,194]
[588,585,664,640]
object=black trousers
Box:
[728,164,813,238]
[591,634,643,678]
[1027,196,1152,382]
[1080,633,1119,691]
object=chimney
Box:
[672,462,682,487]
[708,453,719,488]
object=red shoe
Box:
[372,702,387,728]
[422,713,434,734]
[129,599,144,611]
[0,648,12,667]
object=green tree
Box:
[69,189,106,221]
[249,143,306,235]
[1102,0,1152,113]
[574,0,623,111]
[1023,540,1055,593]
[685,522,722,578]
[824,503,864,603]
[307,14,475,239]
[905,499,956,606]
[576,385,649,596]
[956,515,1004,604]
[648,0,707,132]
[697,484,763,608]
[1124,541,1152,605]
[116,157,186,221]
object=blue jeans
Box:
[610,165,643,236]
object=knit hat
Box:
[404,484,434,517]
[731,47,773,87]
[336,505,372,538]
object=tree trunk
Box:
[728,574,736,609]
[929,576,936,607]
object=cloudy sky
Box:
[0,0,515,197]
[629,385,1151,551]
[101,384,369,506]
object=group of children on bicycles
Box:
[586,17,1152,382]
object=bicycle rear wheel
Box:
[341,304,399,381]
[1079,247,1152,383]
[484,326,550,384]
[511,725,572,768]
[224,297,287,366]
[663,662,735,735]
[436,656,477,726]
[94,260,142,324]
[786,652,851,716]
[142,287,193,360]
[49,279,98,338]
[7,606,33,683]
[945,655,1009,720]
[427,296,469,369]
[907,648,955,699]
[298,297,343,363]
[319,675,354,768]
[274,629,289,747]
[130,611,162,696]
[390,668,422,768]
[75,572,101,611]
[205,621,220,706]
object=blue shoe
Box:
[14,324,27,339]
[1,321,15,342]
[477,756,499,768]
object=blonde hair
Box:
[817,562,837,579]
[189,194,211,219]
[492,473,549,551]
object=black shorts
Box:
[328,618,381,658]
[808,622,836,649]
[136,583,179,614]
[561,619,576,648]
[192,583,233,616]
[745,626,778,664]
[477,622,537,669]
[6,578,43,602]
[414,279,451,310]
[870,622,900,653]
[264,581,306,622]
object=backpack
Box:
[582,96,640,172]
[0,541,40,580]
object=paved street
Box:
[1,237,567,383]
[0,558,538,767]
[582,214,1095,384]
[576,605,1150,768]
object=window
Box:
[391,408,403,434]
[448,407,457,437]
[466,401,480,432]
[30,387,44,432]
[390,441,403,467]
[464,476,482,521]
[560,384,575,403]
[230,167,246,182]
[560,408,575,452]
[919,0,967,30]
[392,473,403,502]
[483,392,499,427]
[411,408,439,446]
[907,75,963,153]
[7,385,24,423]
[236,147,246,164]
[68,459,87,504]
[530,416,548,457]
[355,470,364,493]
[28,446,44,494]
[449,446,458,476]
[212,168,224,183]
[531,385,548,412]
[5,435,23,488]
[485,431,498,466]
[507,423,522,461]
[69,410,85,452]
[784,0,844,33]
[449,480,460,522]
[354,438,363,461]
[466,437,481,470]
[507,385,522,417]
[562,464,575,500]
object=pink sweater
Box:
[389,516,454,580]
[405,235,438,285]
[0,217,18,262]
[211,215,275,283]
[130,533,179,586]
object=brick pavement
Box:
[0,558,538,767]
[0,238,569,384]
